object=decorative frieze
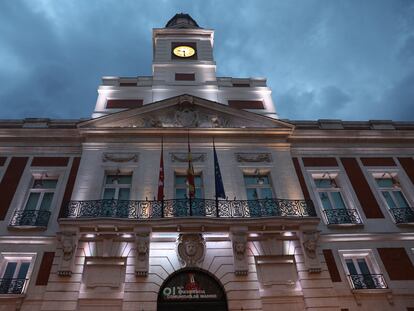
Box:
[299,230,321,273]
[177,233,205,267]
[57,231,78,276]
[170,152,206,163]
[135,232,150,276]
[102,153,138,163]
[235,153,272,163]
[231,229,248,275]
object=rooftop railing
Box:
[348,274,387,290]
[323,209,362,225]
[9,210,51,227]
[0,278,27,294]
[63,198,316,219]
[389,207,414,224]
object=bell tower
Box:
[152,13,216,86]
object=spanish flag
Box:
[187,133,196,199]
[157,137,164,201]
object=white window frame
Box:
[338,250,385,290]
[369,169,413,208]
[101,170,132,200]
[174,170,204,199]
[307,169,360,224]
[243,169,275,200]
[0,253,37,295]
[22,174,59,212]
[366,168,414,223]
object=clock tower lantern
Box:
[92,13,278,119]
[151,13,217,100]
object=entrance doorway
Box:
[157,268,228,311]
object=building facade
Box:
[1,14,414,311]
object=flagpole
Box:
[187,130,192,216]
[213,137,219,217]
[157,136,165,217]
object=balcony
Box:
[63,198,316,219]
[389,207,414,224]
[0,278,27,294]
[323,209,362,225]
[9,210,51,228]
[349,274,387,289]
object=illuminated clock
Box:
[173,45,196,58]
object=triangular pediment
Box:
[79,94,293,129]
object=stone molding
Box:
[170,152,206,163]
[135,232,150,276]
[57,231,78,276]
[176,233,205,267]
[102,153,139,163]
[299,230,321,273]
[235,153,272,163]
[231,228,248,275]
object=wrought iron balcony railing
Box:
[348,274,387,290]
[389,207,414,224]
[323,209,362,225]
[0,278,27,294]
[64,198,316,219]
[9,210,51,227]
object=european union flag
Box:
[213,140,226,199]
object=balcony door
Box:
[0,261,30,294]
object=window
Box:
[102,173,132,200]
[311,172,361,225]
[372,172,414,224]
[374,173,409,209]
[10,176,57,227]
[339,250,387,290]
[244,171,275,217]
[244,171,274,200]
[0,254,35,295]
[24,177,58,212]
[174,173,203,199]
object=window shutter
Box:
[378,248,414,280]
[360,157,396,166]
[228,100,264,109]
[31,157,69,167]
[36,252,55,285]
[0,157,28,220]
[341,158,384,218]
[323,249,342,282]
[398,157,414,186]
[302,157,338,167]
[59,157,81,218]
[292,158,310,200]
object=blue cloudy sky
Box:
[0,0,413,121]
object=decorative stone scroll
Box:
[235,153,272,163]
[177,234,205,267]
[170,152,206,163]
[135,232,150,276]
[299,230,321,273]
[57,231,78,276]
[231,229,248,275]
[102,153,138,163]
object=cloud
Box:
[0,0,413,121]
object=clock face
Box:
[173,45,196,58]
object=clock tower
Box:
[151,13,217,101]
[92,13,278,119]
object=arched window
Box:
[157,268,228,311]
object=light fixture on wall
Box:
[111,169,121,184]
[322,172,337,188]
[33,173,48,188]
[382,172,401,189]
[255,169,265,185]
